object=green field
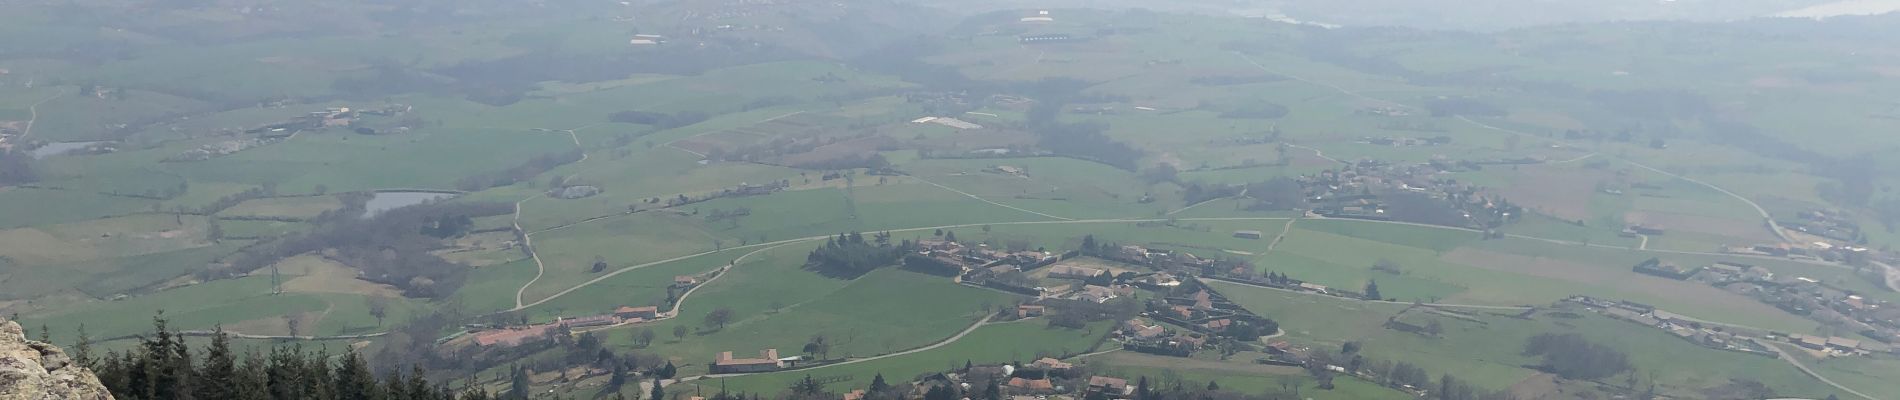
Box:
[1210,281,1838,397]
[6,3,1900,398]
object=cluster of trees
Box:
[1522,333,1630,380]
[196,184,280,215]
[87,318,499,400]
[1020,78,1143,172]
[806,232,907,277]
[220,201,511,298]
[1031,119,1142,172]
[0,150,38,185]
[453,149,584,191]
[1180,182,1243,205]
[1243,178,1307,211]
[1380,192,1477,228]
[608,110,710,129]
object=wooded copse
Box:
[1522,333,1631,380]
[806,232,909,277]
[217,200,512,298]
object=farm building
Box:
[1017,304,1046,318]
[559,315,619,328]
[711,349,785,373]
[615,306,659,320]
[1087,376,1131,397]
[911,116,983,129]
[1020,10,1054,22]
[1232,230,1263,239]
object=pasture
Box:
[1209,281,1839,398]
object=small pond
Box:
[30,141,106,158]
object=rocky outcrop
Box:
[0,319,112,400]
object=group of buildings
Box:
[1294,160,1520,229]
[469,305,662,348]
[1626,255,1900,353]
[465,274,711,349]
[907,359,1138,400]
[1564,296,1786,358]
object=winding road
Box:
[18,90,64,140]
[512,127,592,309]
[1763,342,1881,400]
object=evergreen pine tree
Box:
[267,345,305,400]
[651,377,666,400]
[192,328,240,400]
[868,373,890,392]
[235,351,270,400]
[72,324,95,370]
[406,366,434,400]
[508,365,532,400]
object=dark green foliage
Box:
[1523,333,1630,380]
[453,149,585,191]
[0,150,38,185]
[806,232,907,277]
[221,201,512,298]
[419,215,474,238]
[1363,280,1382,301]
[1244,178,1306,211]
[92,316,472,400]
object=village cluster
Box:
[1628,256,1900,354]
[1293,160,1523,229]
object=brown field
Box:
[1442,248,1621,286]
[1621,211,1777,242]
[1492,165,1614,221]
[276,255,403,297]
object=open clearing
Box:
[275,255,404,297]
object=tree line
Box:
[217,200,512,298]
[454,149,584,192]
[87,317,509,400]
